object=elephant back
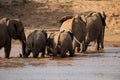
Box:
[72,15,86,43]
[35,30,46,42]
[60,19,73,32]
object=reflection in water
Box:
[0,44,120,80]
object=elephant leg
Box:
[69,49,74,57]
[81,40,85,52]
[73,41,76,52]
[84,40,90,52]
[101,40,104,49]
[101,26,105,50]
[80,43,83,52]
[41,48,45,58]
[33,53,39,58]
[76,46,80,52]
[60,49,66,58]
[53,49,57,57]
[46,47,50,55]
[4,40,11,58]
[73,40,80,53]
[100,32,105,50]
[96,38,100,51]
[25,48,31,57]
[80,42,85,53]
[61,52,66,58]
[96,32,104,51]
[99,27,105,51]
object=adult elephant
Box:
[0,18,26,58]
[59,15,86,52]
[84,11,106,51]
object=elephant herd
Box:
[0,11,106,58]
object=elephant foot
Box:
[5,55,9,59]
[98,48,104,52]
[19,53,22,57]
[61,53,66,58]
[80,49,86,53]
[41,55,45,58]
[76,47,80,52]
[33,54,39,58]
[69,52,74,57]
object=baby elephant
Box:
[47,31,74,58]
[25,30,47,58]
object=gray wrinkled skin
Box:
[25,30,47,58]
[0,18,26,58]
[59,15,86,52]
[47,31,74,58]
[84,11,106,51]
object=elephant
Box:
[0,18,26,58]
[47,30,74,58]
[24,30,47,58]
[84,11,106,51]
[46,32,55,56]
[59,15,86,52]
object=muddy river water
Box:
[0,44,120,80]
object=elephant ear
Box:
[6,19,20,39]
[80,15,87,24]
[100,11,106,20]
[0,17,10,24]
[85,11,95,17]
[59,15,73,24]
[99,11,106,26]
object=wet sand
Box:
[0,44,120,80]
